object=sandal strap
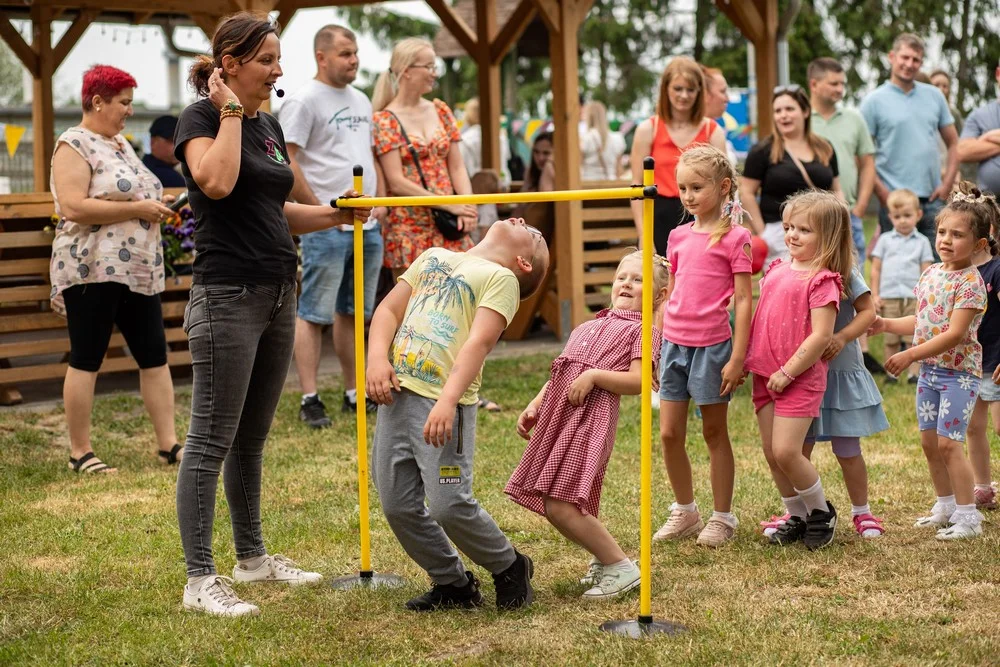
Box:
[70,452,110,473]
[158,443,184,464]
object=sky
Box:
[15,3,439,111]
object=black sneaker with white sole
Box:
[405,571,484,611]
[493,550,534,610]
[342,393,378,414]
[299,395,332,429]
[804,501,838,550]
[768,515,807,545]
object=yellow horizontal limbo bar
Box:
[332,185,658,209]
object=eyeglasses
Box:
[773,84,803,97]
[526,224,542,237]
[409,62,442,76]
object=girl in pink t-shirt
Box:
[654,146,753,548]
[868,185,995,540]
[746,191,853,551]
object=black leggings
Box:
[63,282,168,372]
[653,196,692,256]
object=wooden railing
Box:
[0,188,191,405]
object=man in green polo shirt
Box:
[808,56,876,262]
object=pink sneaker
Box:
[975,483,997,511]
[852,513,885,538]
[759,513,790,537]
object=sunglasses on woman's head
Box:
[773,84,803,97]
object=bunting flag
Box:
[0,123,27,158]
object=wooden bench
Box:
[0,189,192,405]
[504,179,637,340]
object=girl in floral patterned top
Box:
[371,38,477,275]
[50,65,182,474]
[870,182,996,540]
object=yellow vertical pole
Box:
[352,165,372,577]
[639,157,655,623]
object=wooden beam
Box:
[752,0,778,138]
[28,0,239,16]
[474,0,500,174]
[191,13,221,40]
[31,5,55,192]
[240,0,280,10]
[425,0,478,56]
[714,0,763,44]
[53,9,98,70]
[549,0,588,335]
[489,0,534,65]
[530,0,560,35]
[134,11,155,25]
[0,11,39,75]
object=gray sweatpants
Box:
[372,388,516,586]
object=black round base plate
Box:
[328,572,407,590]
[599,618,688,638]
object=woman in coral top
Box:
[372,38,477,277]
[629,56,727,255]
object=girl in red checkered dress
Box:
[505,250,669,600]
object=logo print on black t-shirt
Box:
[264,137,287,164]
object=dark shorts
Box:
[653,196,692,256]
[62,282,167,372]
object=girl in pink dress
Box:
[505,250,669,600]
[746,190,853,551]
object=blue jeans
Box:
[878,197,944,260]
[298,226,383,324]
[176,281,297,576]
[849,213,866,262]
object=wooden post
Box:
[474,0,500,174]
[31,6,54,192]
[545,0,587,336]
[752,0,778,138]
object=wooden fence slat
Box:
[0,285,52,302]
[0,350,192,384]
[581,228,637,243]
[583,269,616,286]
[582,247,633,264]
[0,202,59,219]
[0,300,187,333]
[0,327,188,359]
[0,231,55,249]
[582,207,633,222]
[0,258,51,277]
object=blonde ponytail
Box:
[371,70,397,112]
[372,37,435,112]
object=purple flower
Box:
[181,240,195,251]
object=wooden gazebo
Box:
[0,0,778,337]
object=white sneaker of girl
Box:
[183,575,260,617]
[581,560,641,600]
[936,523,983,540]
[579,557,603,586]
[232,554,323,586]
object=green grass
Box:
[1,349,999,666]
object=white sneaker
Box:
[183,575,260,617]
[582,561,641,600]
[913,512,951,528]
[935,523,983,540]
[579,557,603,586]
[233,554,323,586]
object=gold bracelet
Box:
[220,98,244,121]
[220,109,243,121]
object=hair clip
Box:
[652,254,670,270]
[951,190,995,205]
[723,197,747,226]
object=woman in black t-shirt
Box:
[173,12,371,617]
[740,85,842,268]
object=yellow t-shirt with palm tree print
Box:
[394,248,519,405]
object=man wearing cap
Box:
[143,115,184,188]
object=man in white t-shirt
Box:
[280,24,386,428]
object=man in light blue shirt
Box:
[860,33,958,252]
[958,61,1000,194]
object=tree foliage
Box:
[0,40,24,106]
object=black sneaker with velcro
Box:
[405,571,484,611]
[493,550,534,610]
[768,515,807,546]
[804,501,838,551]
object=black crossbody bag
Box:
[385,110,467,241]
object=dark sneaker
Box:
[405,571,484,611]
[493,550,534,610]
[299,395,331,429]
[804,502,838,551]
[768,515,807,546]
[862,352,886,375]
[342,393,378,414]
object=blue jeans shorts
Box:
[979,375,1000,402]
[915,364,981,442]
[298,226,383,324]
[659,338,733,405]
